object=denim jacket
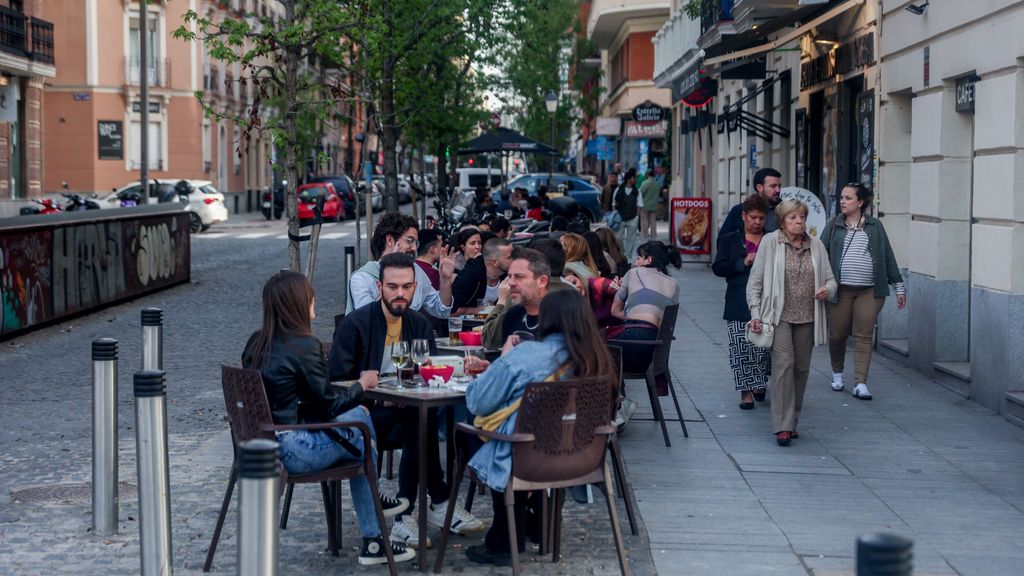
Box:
[466,334,569,492]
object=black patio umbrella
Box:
[457,128,557,192]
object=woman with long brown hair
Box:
[463,290,613,565]
[242,271,415,566]
[596,226,630,277]
[560,232,599,282]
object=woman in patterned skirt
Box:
[713,195,772,409]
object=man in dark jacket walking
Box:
[613,168,640,258]
[719,167,782,238]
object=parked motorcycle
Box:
[116,189,143,207]
[19,198,64,216]
[61,192,101,211]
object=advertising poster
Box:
[780,187,827,238]
[671,197,712,258]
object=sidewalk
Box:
[619,263,1024,576]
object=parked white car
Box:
[100,179,229,233]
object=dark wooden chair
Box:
[608,303,687,447]
[203,365,399,575]
[606,345,639,536]
[433,377,631,575]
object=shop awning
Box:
[703,0,865,67]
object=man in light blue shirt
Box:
[346,213,455,318]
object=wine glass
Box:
[411,339,430,386]
[390,341,409,387]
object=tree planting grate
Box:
[11,482,137,505]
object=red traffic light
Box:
[513,159,520,167]
[468,158,474,166]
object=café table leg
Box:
[445,410,455,483]
[418,403,429,571]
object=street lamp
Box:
[545,91,558,192]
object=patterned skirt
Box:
[726,321,771,391]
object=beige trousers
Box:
[770,321,814,433]
[827,286,885,383]
[639,208,658,241]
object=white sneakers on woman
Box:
[830,373,845,391]
[852,383,872,400]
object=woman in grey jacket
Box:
[747,199,837,446]
[820,183,906,400]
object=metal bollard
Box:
[134,370,172,576]
[857,533,912,576]
[92,338,119,535]
[237,439,281,576]
[141,308,163,371]
[343,245,355,307]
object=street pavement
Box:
[1,214,1023,575]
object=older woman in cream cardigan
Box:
[747,198,837,446]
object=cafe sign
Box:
[632,101,667,123]
[955,73,979,113]
[625,120,668,138]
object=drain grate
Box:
[11,482,137,505]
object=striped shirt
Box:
[839,224,906,295]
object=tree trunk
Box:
[283,0,301,272]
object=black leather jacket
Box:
[242,333,363,425]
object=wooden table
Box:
[336,380,467,571]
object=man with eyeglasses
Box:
[346,213,456,319]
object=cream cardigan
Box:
[746,231,837,346]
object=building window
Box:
[129,120,163,170]
[610,41,629,94]
[128,11,161,85]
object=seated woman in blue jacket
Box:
[461,289,615,566]
[242,270,414,566]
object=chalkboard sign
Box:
[98,121,123,160]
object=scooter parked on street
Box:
[61,192,101,212]
[19,198,64,216]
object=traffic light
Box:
[513,159,520,167]
[445,146,451,160]
[468,158,474,166]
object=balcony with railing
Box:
[0,7,56,70]
[125,57,170,87]
[653,8,701,86]
[587,0,671,47]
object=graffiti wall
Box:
[0,211,190,338]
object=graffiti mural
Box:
[1,231,54,332]
[0,211,190,339]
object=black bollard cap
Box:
[344,245,355,255]
[141,308,163,327]
[857,533,913,576]
[92,338,118,361]
[133,370,166,398]
[239,439,280,479]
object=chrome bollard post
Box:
[857,533,912,576]
[134,370,172,576]
[237,439,281,576]
[92,338,119,536]
[343,245,355,306]
[141,308,163,371]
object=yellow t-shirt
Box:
[381,317,403,374]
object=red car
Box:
[296,182,344,223]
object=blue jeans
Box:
[277,405,381,538]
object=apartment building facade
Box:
[0,0,56,200]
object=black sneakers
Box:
[358,536,416,566]
[465,543,512,567]
[380,494,410,518]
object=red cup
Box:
[459,331,483,346]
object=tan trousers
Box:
[827,286,885,383]
[639,208,658,241]
[770,321,814,433]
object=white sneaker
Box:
[427,500,487,535]
[830,373,845,392]
[852,383,872,400]
[390,517,431,548]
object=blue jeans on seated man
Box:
[277,405,382,539]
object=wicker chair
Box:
[606,345,639,536]
[608,303,688,447]
[433,377,631,575]
[203,365,398,575]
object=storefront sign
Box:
[131,101,161,113]
[596,116,621,136]
[625,120,668,138]
[671,198,712,256]
[800,32,875,89]
[681,77,717,108]
[672,64,703,101]
[632,101,667,123]
[98,121,123,160]
[955,73,979,113]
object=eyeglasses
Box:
[400,235,419,248]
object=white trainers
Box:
[830,373,845,392]
[390,517,431,549]
[852,383,872,400]
[427,500,487,535]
